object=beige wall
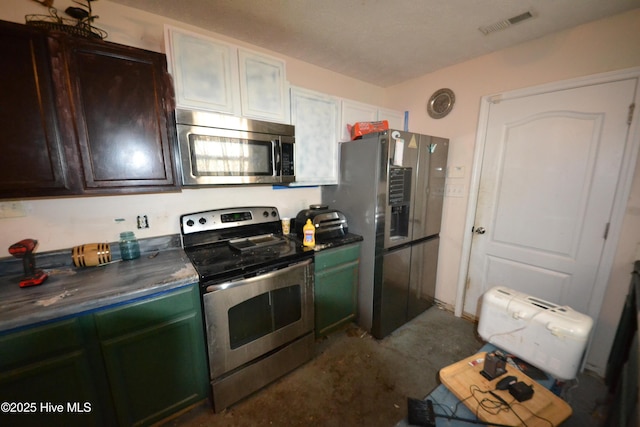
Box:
[2,0,639,375]
[384,9,640,374]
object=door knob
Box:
[474,227,486,234]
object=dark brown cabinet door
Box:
[63,38,179,193]
[0,19,179,199]
[0,21,72,198]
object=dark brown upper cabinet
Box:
[0,20,180,199]
[61,36,179,193]
[0,20,73,197]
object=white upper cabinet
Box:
[165,26,240,115]
[238,49,289,123]
[378,107,405,131]
[339,99,378,142]
[340,100,405,141]
[290,87,340,185]
[165,26,289,123]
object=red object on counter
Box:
[8,238,48,288]
[18,272,48,288]
[8,238,37,256]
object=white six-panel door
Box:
[464,78,637,317]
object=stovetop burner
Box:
[181,206,313,285]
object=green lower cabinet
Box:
[0,316,114,427]
[0,283,208,427]
[314,243,360,337]
[95,284,208,426]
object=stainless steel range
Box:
[180,206,314,412]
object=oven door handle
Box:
[204,258,312,293]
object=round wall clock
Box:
[427,88,455,119]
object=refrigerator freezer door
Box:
[408,237,439,319]
[373,245,411,338]
[425,137,448,237]
[413,136,449,240]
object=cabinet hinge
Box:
[604,222,610,240]
[629,103,636,125]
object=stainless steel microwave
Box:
[176,109,295,186]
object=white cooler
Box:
[477,286,593,380]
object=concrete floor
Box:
[160,307,610,426]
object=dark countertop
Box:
[0,232,363,335]
[287,232,363,251]
[0,244,198,334]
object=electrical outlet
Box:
[445,184,465,198]
[137,215,149,229]
[0,201,27,218]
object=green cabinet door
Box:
[0,284,207,427]
[0,316,114,427]
[95,284,208,426]
[314,243,360,337]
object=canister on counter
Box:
[281,218,291,235]
[119,231,140,260]
[72,243,111,267]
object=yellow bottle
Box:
[303,219,316,247]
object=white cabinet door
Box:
[238,49,289,123]
[290,87,339,185]
[165,27,289,123]
[165,26,240,114]
[339,99,378,142]
[378,108,405,131]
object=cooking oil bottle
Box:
[303,219,315,248]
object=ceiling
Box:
[108,0,640,87]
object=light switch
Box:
[447,166,465,178]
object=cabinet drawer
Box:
[94,284,198,339]
[314,243,361,271]
[0,318,84,369]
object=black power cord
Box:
[407,397,517,427]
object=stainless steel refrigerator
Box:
[322,130,448,339]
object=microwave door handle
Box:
[272,139,281,177]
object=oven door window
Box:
[227,284,302,349]
[189,134,273,176]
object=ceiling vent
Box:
[479,11,534,35]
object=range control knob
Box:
[186,219,195,227]
[262,211,269,218]
[199,217,207,225]
[271,210,277,217]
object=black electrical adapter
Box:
[407,397,436,427]
[509,381,534,402]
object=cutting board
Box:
[439,352,572,427]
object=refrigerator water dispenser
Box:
[388,166,412,239]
